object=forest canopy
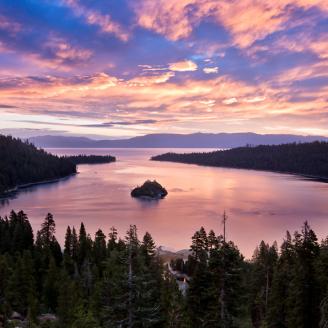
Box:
[1,211,328,327]
[152,141,328,179]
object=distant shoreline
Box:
[151,142,328,184]
[152,157,328,183]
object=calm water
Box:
[1,148,328,258]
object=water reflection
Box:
[0,148,328,258]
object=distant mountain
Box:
[28,133,328,149]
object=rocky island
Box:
[131,180,168,199]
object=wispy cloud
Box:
[203,67,219,74]
[62,0,129,41]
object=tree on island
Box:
[131,180,168,199]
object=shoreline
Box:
[0,173,77,199]
[151,158,328,183]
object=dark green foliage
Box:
[266,232,294,327]
[187,228,245,328]
[161,272,189,328]
[285,222,320,328]
[1,211,328,328]
[249,241,278,327]
[99,225,162,327]
[65,155,116,165]
[0,210,33,254]
[152,141,328,179]
[0,213,178,328]
[35,213,62,266]
[0,134,76,195]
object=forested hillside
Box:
[0,135,76,195]
[152,141,328,179]
[1,211,328,327]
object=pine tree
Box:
[10,210,34,253]
[100,246,130,327]
[72,226,78,262]
[64,226,72,257]
[107,226,118,253]
[63,226,75,275]
[37,213,56,248]
[94,229,107,274]
[249,240,278,327]
[138,232,162,326]
[208,230,219,250]
[5,251,38,317]
[191,227,208,263]
[57,270,81,327]
[187,259,212,327]
[78,222,91,268]
[141,232,156,264]
[286,222,320,328]
[266,231,294,327]
[161,271,189,328]
[42,256,59,312]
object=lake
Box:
[1,148,328,258]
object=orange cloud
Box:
[169,60,198,72]
[128,72,175,85]
[133,0,197,41]
[1,60,327,137]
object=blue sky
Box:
[0,0,327,138]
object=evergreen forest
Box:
[1,211,328,327]
[152,142,328,179]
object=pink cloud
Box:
[169,60,198,72]
[1,61,327,136]
[134,0,328,48]
[128,72,175,85]
[63,0,129,41]
[0,15,21,34]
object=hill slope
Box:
[0,135,76,194]
[152,142,328,179]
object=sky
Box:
[0,0,327,139]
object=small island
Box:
[131,180,168,199]
[65,154,116,165]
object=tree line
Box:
[0,135,76,195]
[64,155,116,165]
[1,211,328,327]
[151,141,328,179]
